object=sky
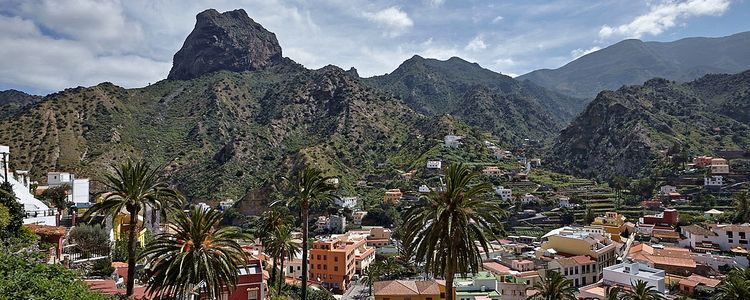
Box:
[0,0,748,95]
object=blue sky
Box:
[0,0,748,94]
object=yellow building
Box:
[112,212,148,247]
[591,212,626,242]
[384,189,403,204]
[374,280,446,300]
[537,227,617,272]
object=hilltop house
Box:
[384,189,402,204]
[45,171,90,204]
[0,145,57,226]
[709,158,730,175]
[335,197,358,209]
[495,186,512,201]
[426,159,442,169]
[704,176,724,190]
[418,185,431,193]
[482,166,504,177]
[444,135,463,148]
[680,223,750,252]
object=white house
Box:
[495,186,512,201]
[418,185,431,193]
[558,197,573,208]
[680,224,750,251]
[335,197,358,209]
[704,176,723,188]
[444,135,462,148]
[704,209,724,219]
[426,160,442,169]
[659,185,677,195]
[522,193,538,204]
[325,178,340,186]
[602,262,665,293]
[1,145,57,226]
[218,199,235,210]
[47,171,90,204]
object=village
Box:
[1,132,749,300]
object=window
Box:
[741,232,746,239]
[335,257,338,262]
[317,255,321,260]
[582,277,586,286]
[334,266,338,271]
[323,265,327,270]
[575,279,579,286]
[247,288,259,300]
[324,255,327,260]
[728,231,734,238]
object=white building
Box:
[326,215,347,234]
[704,176,723,188]
[444,135,463,148]
[218,199,235,210]
[0,145,57,226]
[47,171,90,204]
[659,185,677,195]
[521,193,538,204]
[495,186,512,201]
[426,160,442,169]
[335,197,358,209]
[558,197,572,208]
[418,185,431,193]
[602,262,665,293]
[681,224,750,251]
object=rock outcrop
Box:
[167,9,283,80]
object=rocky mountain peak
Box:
[167,8,283,80]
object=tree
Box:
[362,262,382,296]
[622,280,665,300]
[711,267,750,300]
[605,286,623,300]
[40,184,71,216]
[733,191,750,223]
[275,167,337,300]
[527,271,577,300]
[82,160,182,296]
[584,207,595,224]
[0,203,9,230]
[0,251,111,300]
[266,226,301,294]
[403,163,506,300]
[139,206,250,299]
[69,224,110,255]
[257,207,294,289]
[0,182,23,239]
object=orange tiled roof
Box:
[25,224,67,236]
[483,262,511,274]
[682,275,721,288]
[373,280,443,296]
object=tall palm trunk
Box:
[271,256,278,292]
[278,254,286,293]
[301,201,309,300]
[126,208,139,296]
[445,265,455,300]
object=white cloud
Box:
[465,35,488,51]
[363,6,414,37]
[427,0,445,7]
[491,15,504,23]
[599,0,731,39]
[570,46,601,59]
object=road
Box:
[341,278,370,300]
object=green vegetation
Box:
[0,251,112,300]
[403,163,507,300]
[83,160,183,297]
[527,271,577,300]
[140,206,250,298]
[69,224,110,255]
[275,166,338,300]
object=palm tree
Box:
[605,286,623,300]
[711,267,750,300]
[362,262,382,296]
[83,160,182,296]
[622,280,665,300]
[257,207,294,289]
[267,225,301,294]
[139,206,250,299]
[276,166,337,300]
[527,271,577,300]
[403,163,506,300]
[733,191,750,223]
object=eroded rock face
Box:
[167,9,283,80]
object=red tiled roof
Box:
[483,262,511,274]
[25,224,67,236]
[373,280,443,296]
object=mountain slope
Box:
[547,71,750,180]
[364,55,584,142]
[0,9,483,215]
[519,31,750,99]
[0,89,42,119]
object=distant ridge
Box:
[519,31,750,99]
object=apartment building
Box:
[590,212,626,242]
[546,255,599,287]
[309,233,376,293]
[681,223,750,252]
[537,227,617,273]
